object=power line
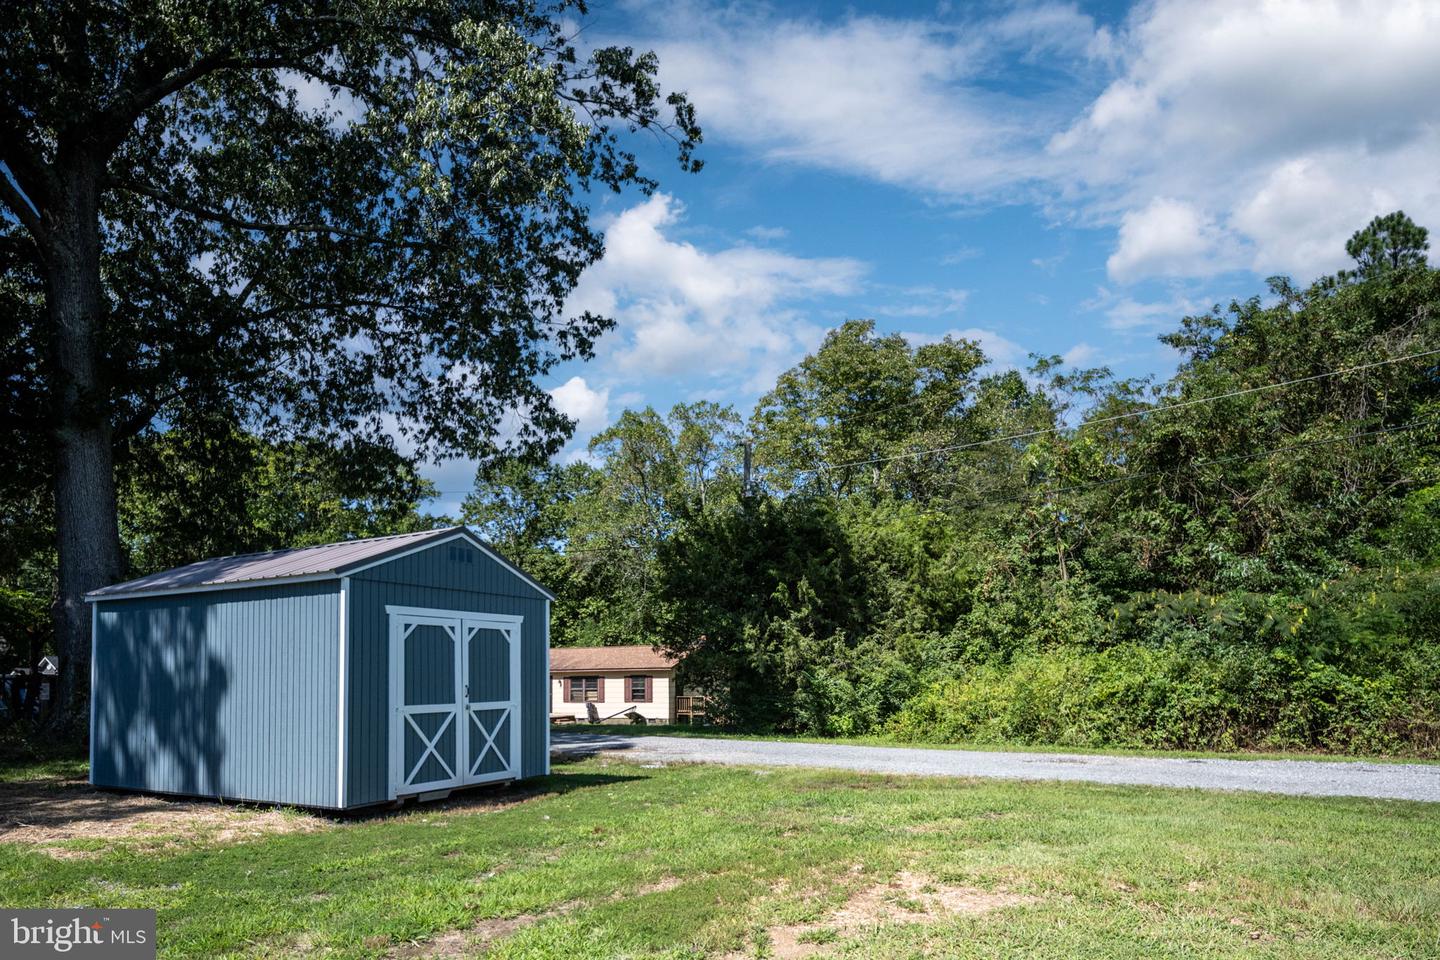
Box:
[804,380,970,427]
[812,347,1440,474]
[425,347,1440,498]
[932,416,1436,514]
[456,418,1434,561]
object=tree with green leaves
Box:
[751,319,994,499]
[563,401,743,646]
[0,1,700,732]
[463,401,742,648]
[1345,211,1430,279]
[120,410,441,575]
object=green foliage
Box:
[119,412,442,575]
[751,319,999,500]
[657,496,869,729]
[517,214,1440,754]
[3,0,703,468]
[464,401,743,648]
[892,569,1440,755]
[2,0,705,729]
[1344,211,1430,280]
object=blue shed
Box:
[84,527,553,810]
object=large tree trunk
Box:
[42,165,124,740]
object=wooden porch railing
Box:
[675,695,707,724]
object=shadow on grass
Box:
[548,733,646,764]
[341,770,646,823]
[0,757,644,838]
[0,775,197,836]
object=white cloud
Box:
[628,2,1074,200]
[1054,0,1440,178]
[940,246,983,265]
[568,193,865,394]
[1030,251,1067,274]
[1084,287,1210,334]
[1053,0,1440,281]
[1062,342,1100,367]
[746,225,789,242]
[1230,150,1430,277]
[987,1,1112,61]
[617,0,1440,284]
[871,286,970,319]
[903,326,1027,369]
[549,376,610,438]
[1106,197,1243,283]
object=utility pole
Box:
[742,436,753,498]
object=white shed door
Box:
[388,607,522,798]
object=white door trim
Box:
[387,605,523,799]
[459,617,524,786]
[388,612,464,797]
[89,603,98,787]
[337,577,350,809]
[543,599,551,775]
[386,604,524,627]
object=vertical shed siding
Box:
[92,582,340,808]
[346,539,548,805]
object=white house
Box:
[549,645,705,724]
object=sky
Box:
[422,0,1440,513]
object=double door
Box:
[388,606,522,796]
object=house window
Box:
[628,675,652,702]
[566,676,602,702]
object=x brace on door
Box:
[405,712,456,784]
[388,606,523,799]
[468,707,510,776]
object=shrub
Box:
[887,638,1440,757]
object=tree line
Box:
[4,207,1436,753]
[468,213,1440,754]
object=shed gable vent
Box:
[449,546,475,564]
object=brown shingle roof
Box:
[549,645,678,672]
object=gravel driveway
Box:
[551,731,1440,802]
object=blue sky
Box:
[423,0,1440,511]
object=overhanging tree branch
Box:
[99,47,336,150]
[109,178,430,249]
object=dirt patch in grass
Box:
[633,874,684,896]
[728,871,1033,959]
[832,871,1031,926]
[387,875,687,958]
[0,773,571,859]
[0,776,325,857]
[389,916,534,960]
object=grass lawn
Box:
[2,755,1437,959]
[563,723,1440,765]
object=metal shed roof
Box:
[85,526,554,601]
